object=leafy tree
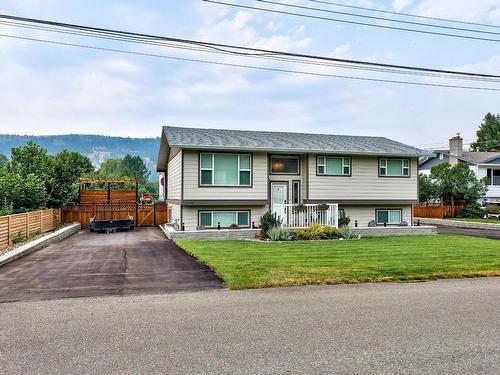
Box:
[0,153,7,167]
[139,180,159,199]
[98,158,125,178]
[9,141,53,182]
[418,174,438,203]
[122,154,150,182]
[428,163,487,205]
[470,113,500,151]
[0,171,48,212]
[48,151,94,207]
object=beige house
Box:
[156,126,431,231]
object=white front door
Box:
[271,182,287,220]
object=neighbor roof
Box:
[162,126,431,156]
[427,150,500,165]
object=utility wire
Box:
[304,0,500,30]
[1,32,500,91]
[0,12,499,80]
[256,0,500,37]
[203,0,500,43]
[2,19,500,83]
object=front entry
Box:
[271,182,288,220]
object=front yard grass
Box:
[176,235,500,289]
[445,218,500,224]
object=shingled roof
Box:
[164,126,430,155]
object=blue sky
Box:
[0,0,499,149]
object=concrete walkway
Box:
[0,227,222,302]
[0,278,498,374]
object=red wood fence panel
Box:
[413,204,466,219]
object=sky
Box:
[0,0,499,149]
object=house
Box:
[156,126,432,231]
[419,135,500,204]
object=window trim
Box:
[316,155,352,177]
[487,168,500,186]
[375,208,403,225]
[378,157,411,178]
[198,152,253,187]
[269,154,300,175]
[292,180,301,204]
[197,210,251,228]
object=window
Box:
[199,211,250,228]
[379,158,410,177]
[487,168,500,186]
[200,153,251,186]
[317,156,351,176]
[376,209,402,225]
[292,181,300,204]
[270,155,299,174]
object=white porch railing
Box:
[274,203,339,228]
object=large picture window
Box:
[376,209,402,225]
[270,155,300,174]
[379,158,410,177]
[199,211,250,228]
[317,156,351,176]
[200,153,251,186]
[486,168,500,186]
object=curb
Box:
[416,218,500,231]
[0,223,81,267]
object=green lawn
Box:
[176,235,500,289]
[445,218,500,224]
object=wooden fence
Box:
[0,208,62,250]
[413,203,466,219]
[79,190,137,204]
[62,203,168,229]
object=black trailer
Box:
[90,216,134,233]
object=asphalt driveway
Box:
[436,225,500,240]
[0,227,222,303]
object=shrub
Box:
[323,226,342,239]
[457,203,486,218]
[338,215,351,227]
[290,229,312,240]
[12,231,26,244]
[260,211,281,239]
[267,226,293,241]
[485,205,500,214]
[339,225,359,240]
[290,224,341,240]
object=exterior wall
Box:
[268,154,307,203]
[168,204,181,226]
[341,205,413,227]
[308,155,418,201]
[182,205,268,231]
[167,151,182,200]
[182,150,268,200]
[478,165,500,200]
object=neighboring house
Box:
[419,135,500,204]
[156,126,431,231]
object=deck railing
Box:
[274,203,339,228]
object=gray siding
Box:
[182,150,268,200]
[167,151,182,200]
[341,205,412,227]
[308,155,418,201]
[182,205,268,231]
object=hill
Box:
[0,134,160,180]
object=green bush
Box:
[338,216,351,227]
[339,226,359,240]
[457,203,486,218]
[290,224,341,240]
[267,226,293,241]
[260,211,282,239]
[485,205,500,214]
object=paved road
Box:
[0,227,222,302]
[436,225,500,240]
[1,278,498,374]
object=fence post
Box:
[26,212,30,239]
[7,215,12,246]
[39,209,43,234]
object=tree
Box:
[122,155,150,183]
[470,113,500,151]
[98,158,125,178]
[9,141,53,182]
[418,174,438,203]
[48,151,94,207]
[0,153,7,167]
[428,163,487,205]
[0,171,48,212]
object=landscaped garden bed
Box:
[176,235,500,289]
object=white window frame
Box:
[379,158,410,177]
[376,209,402,225]
[199,153,252,186]
[317,156,351,176]
[198,210,250,228]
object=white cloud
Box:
[414,0,500,22]
[393,0,414,11]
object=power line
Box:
[2,19,500,84]
[203,0,500,43]
[303,0,500,30]
[2,33,500,91]
[1,12,499,80]
[256,0,500,37]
